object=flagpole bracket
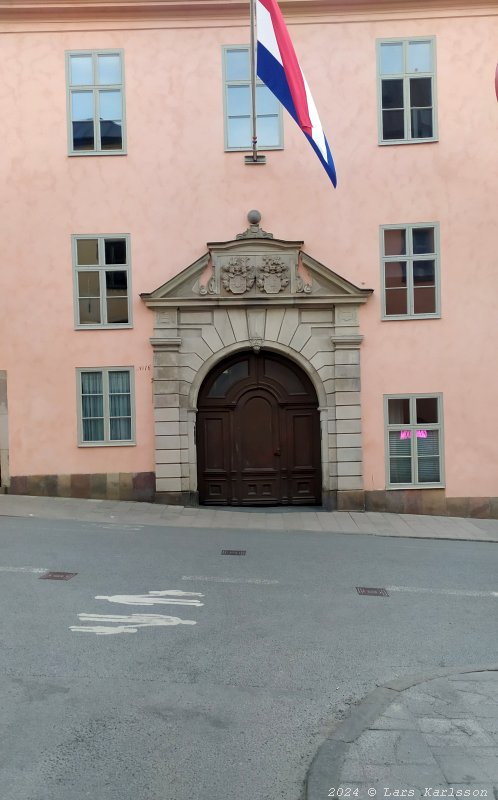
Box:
[244,154,266,165]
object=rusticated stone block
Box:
[337,490,365,511]
[420,489,448,516]
[404,490,423,515]
[118,472,134,500]
[57,474,72,498]
[71,473,90,499]
[132,472,155,502]
[107,473,121,500]
[489,498,498,519]
[8,475,28,495]
[90,473,108,500]
[446,497,470,518]
[27,474,58,496]
[468,497,491,518]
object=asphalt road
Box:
[1,515,497,800]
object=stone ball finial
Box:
[247,209,261,225]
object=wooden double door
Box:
[197,352,321,506]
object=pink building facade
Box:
[1,0,497,516]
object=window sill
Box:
[381,313,441,321]
[75,324,133,330]
[78,440,136,447]
[225,146,284,153]
[68,150,127,157]
[386,483,445,490]
[378,137,438,146]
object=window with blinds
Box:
[385,395,443,487]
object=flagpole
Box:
[245,0,265,164]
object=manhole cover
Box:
[221,550,246,556]
[40,572,78,581]
[356,586,389,596]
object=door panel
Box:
[197,352,321,506]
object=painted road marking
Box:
[70,613,197,635]
[71,589,204,635]
[386,585,498,598]
[0,566,47,574]
[94,590,204,606]
[182,575,279,585]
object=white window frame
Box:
[377,37,438,145]
[66,49,127,156]
[222,45,283,151]
[384,393,444,489]
[72,234,132,329]
[77,367,135,447]
[380,222,441,320]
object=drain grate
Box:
[356,586,389,597]
[40,571,78,581]
[221,550,246,556]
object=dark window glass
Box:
[264,359,307,394]
[416,397,438,424]
[385,288,408,315]
[410,77,432,107]
[72,121,95,151]
[208,361,249,397]
[388,398,410,425]
[105,239,127,265]
[384,229,406,256]
[385,261,407,288]
[382,110,405,140]
[412,228,435,254]
[382,79,404,109]
[411,108,433,138]
[414,286,436,314]
[413,260,435,285]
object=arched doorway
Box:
[197,351,321,506]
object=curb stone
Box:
[305,664,498,800]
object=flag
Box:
[256,0,337,187]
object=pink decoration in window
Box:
[400,430,428,439]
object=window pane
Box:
[109,370,130,394]
[106,270,127,294]
[382,79,404,109]
[380,43,404,75]
[408,41,432,73]
[416,397,438,424]
[411,108,433,139]
[413,286,436,314]
[78,271,100,298]
[385,288,407,315]
[72,91,93,121]
[99,91,123,149]
[70,55,93,86]
[83,418,104,442]
[226,49,250,81]
[389,430,412,457]
[390,457,412,483]
[104,239,127,265]
[410,77,432,107]
[98,54,122,85]
[385,261,407,288]
[81,372,102,394]
[106,298,129,324]
[227,85,251,116]
[417,456,440,482]
[382,110,404,140]
[208,361,249,397]
[79,298,101,324]
[257,115,280,147]
[110,394,131,418]
[256,84,279,115]
[388,398,410,425]
[227,116,251,148]
[110,418,131,440]
[384,229,406,256]
[76,239,99,265]
[412,228,435,255]
[82,393,103,418]
[413,260,435,285]
[72,92,94,150]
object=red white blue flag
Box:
[256,0,337,187]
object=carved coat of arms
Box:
[222,258,255,294]
[256,257,290,294]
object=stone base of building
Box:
[362,489,498,519]
[5,476,498,519]
[8,472,155,502]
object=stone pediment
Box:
[141,213,372,309]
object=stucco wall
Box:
[0,4,497,500]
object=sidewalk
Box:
[0,494,498,542]
[306,666,498,799]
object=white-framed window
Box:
[377,38,437,144]
[73,235,131,328]
[223,45,283,150]
[77,368,135,445]
[381,223,440,319]
[66,50,126,154]
[385,394,444,487]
